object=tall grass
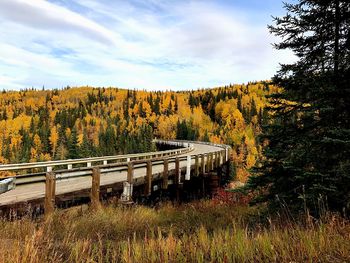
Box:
[0,200,349,262]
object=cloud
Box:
[0,0,296,90]
[0,0,118,45]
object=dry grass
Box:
[0,200,349,263]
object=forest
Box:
[0,0,349,261]
[0,82,275,181]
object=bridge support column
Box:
[44,172,56,218]
[216,152,220,168]
[162,159,169,189]
[175,157,181,203]
[91,167,101,210]
[144,160,152,196]
[212,152,215,170]
[213,152,217,169]
[120,162,134,204]
[201,154,205,175]
[206,154,210,173]
[175,157,181,185]
[185,155,191,180]
[209,153,214,171]
[195,155,199,176]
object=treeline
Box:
[0,82,275,181]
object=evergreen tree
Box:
[19,127,31,162]
[98,124,116,156]
[29,117,35,134]
[123,97,129,120]
[67,127,80,159]
[237,95,242,112]
[138,102,146,118]
[203,130,210,142]
[174,97,178,112]
[245,0,350,215]
[189,93,195,109]
[153,96,160,115]
[176,120,198,140]
[166,101,172,116]
[80,131,94,157]
[250,98,258,117]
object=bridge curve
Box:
[0,140,231,214]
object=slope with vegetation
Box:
[0,199,349,262]
[0,82,276,181]
[1,1,349,261]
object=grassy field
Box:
[0,198,349,263]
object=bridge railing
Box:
[0,141,194,173]
[0,140,232,216]
[0,140,194,195]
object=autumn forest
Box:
[0,82,274,181]
[1,0,350,261]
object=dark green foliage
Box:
[18,127,31,162]
[153,95,161,115]
[250,98,257,117]
[245,0,350,215]
[221,160,236,185]
[138,102,146,118]
[165,101,172,116]
[137,124,155,153]
[80,131,94,157]
[98,124,116,156]
[203,130,210,142]
[237,95,242,112]
[176,120,199,141]
[119,124,155,154]
[67,127,80,159]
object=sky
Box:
[0,0,295,91]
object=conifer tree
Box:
[67,127,79,159]
[80,131,94,157]
[246,0,350,215]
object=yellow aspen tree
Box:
[49,126,59,155]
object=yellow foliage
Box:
[0,82,275,183]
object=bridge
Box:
[0,140,231,216]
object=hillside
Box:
[0,82,277,181]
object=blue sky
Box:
[0,0,295,90]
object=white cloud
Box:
[0,0,118,45]
[0,0,296,90]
